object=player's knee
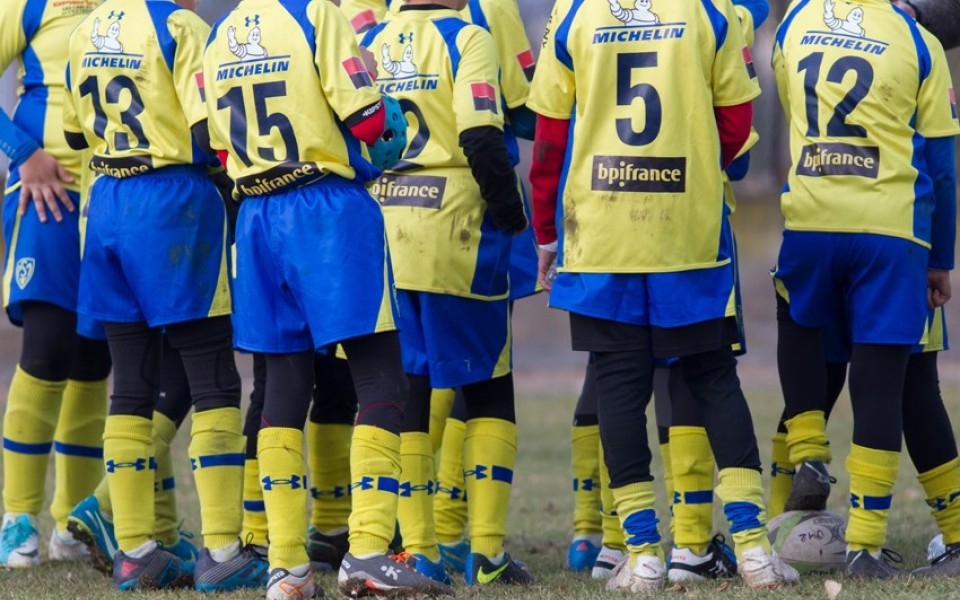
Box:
[69,337,112,382]
[463,374,516,422]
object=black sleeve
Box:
[65,131,88,151]
[910,0,960,49]
[506,105,536,141]
[190,119,217,158]
[459,125,527,233]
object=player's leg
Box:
[48,333,110,562]
[306,353,356,571]
[904,350,960,576]
[594,425,627,579]
[435,390,471,573]
[566,361,603,572]
[152,337,197,566]
[665,366,736,582]
[429,388,456,454]
[652,372,674,538]
[242,353,268,553]
[0,302,77,567]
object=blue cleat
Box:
[438,538,470,574]
[0,514,40,568]
[165,530,200,575]
[194,543,269,592]
[566,535,602,572]
[412,553,453,585]
[67,495,118,575]
[465,551,534,586]
[112,545,191,591]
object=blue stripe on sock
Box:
[378,477,400,494]
[195,453,246,468]
[684,490,714,504]
[491,465,513,484]
[244,500,265,512]
[851,494,893,510]
[724,501,763,534]
[622,509,660,547]
[54,441,103,459]
[3,438,52,455]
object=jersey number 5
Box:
[616,52,662,146]
[216,81,299,167]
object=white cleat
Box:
[0,513,40,568]
[266,564,319,600]
[591,545,626,580]
[605,554,666,594]
[49,528,90,561]
[739,546,800,589]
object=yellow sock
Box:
[428,389,455,454]
[464,418,516,558]
[716,468,769,559]
[152,411,180,546]
[2,366,64,515]
[349,425,401,556]
[307,422,353,532]
[846,444,900,553]
[660,441,674,537]
[242,458,268,547]
[919,458,960,545]
[259,427,309,568]
[785,410,831,464]
[599,441,625,550]
[611,481,663,559]
[190,408,245,550]
[571,425,602,538]
[103,415,155,552]
[434,418,468,544]
[768,432,793,519]
[92,476,111,515]
[51,378,107,532]
[670,426,716,555]
[398,432,438,560]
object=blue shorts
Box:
[508,186,540,301]
[3,186,103,339]
[79,166,231,327]
[396,290,511,389]
[815,304,948,363]
[233,177,397,353]
[550,262,735,329]
[773,231,928,346]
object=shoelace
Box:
[880,548,904,567]
[391,551,418,569]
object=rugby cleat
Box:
[667,534,737,581]
[591,545,626,580]
[306,526,348,571]
[194,543,269,591]
[338,551,453,597]
[49,528,89,561]
[112,544,191,591]
[739,546,800,589]
[165,530,200,575]
[845,548,903,580]
[784,460,834,512]
[466,552,534,586]
[914,542,960,577]
[437,538,470,574]
[0,513,40,568]
[605,554,666,593]
[266,565,322,599]
[67,494,118,575]
[566,535,602,572]
[411,553,453,585]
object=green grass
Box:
[3,384,960,599]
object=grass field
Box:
[2,381,960,599]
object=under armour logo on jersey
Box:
[262,475,303,490]
[311,486,347,499]
[106,457,155,472]
[107,10,124,20]
[399,481,435,497]
[398,32,413,44]
[573,478,596,492]
[14,258,35,290]
[380,564,401,580]
[245,15,260,27]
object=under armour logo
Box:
[573,478,596,492]
[351,476,375,491]
[436,484,464,501]
[106,457,155,473]
[850,493,860,509]
[399,481,435,497]
[771,462,796,477]
[464,465,488,480]
[311,486,347,499]
[262,474,303,490]
[398,32,413,44]
[245,15,260,27]
[108,10,124,20]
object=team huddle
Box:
[0,0,957,598]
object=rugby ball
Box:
[767,510,847,573]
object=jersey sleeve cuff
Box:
[7,138,40,167]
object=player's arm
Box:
[895,0,960,50]
[0,4,77,223]
[483,0,536,140]
[454,28,526,234]
[710,1,760,168]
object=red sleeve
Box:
[529,114,570,246]
[217,150,230,171]
[714,101,753,169]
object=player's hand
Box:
[538,247,557,292]
[17,149,75,224]
[928,269,952,308]
[361,47,378,80]
[488,201,528,235]
[892,1,916,17]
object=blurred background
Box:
[0,0,958,394]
